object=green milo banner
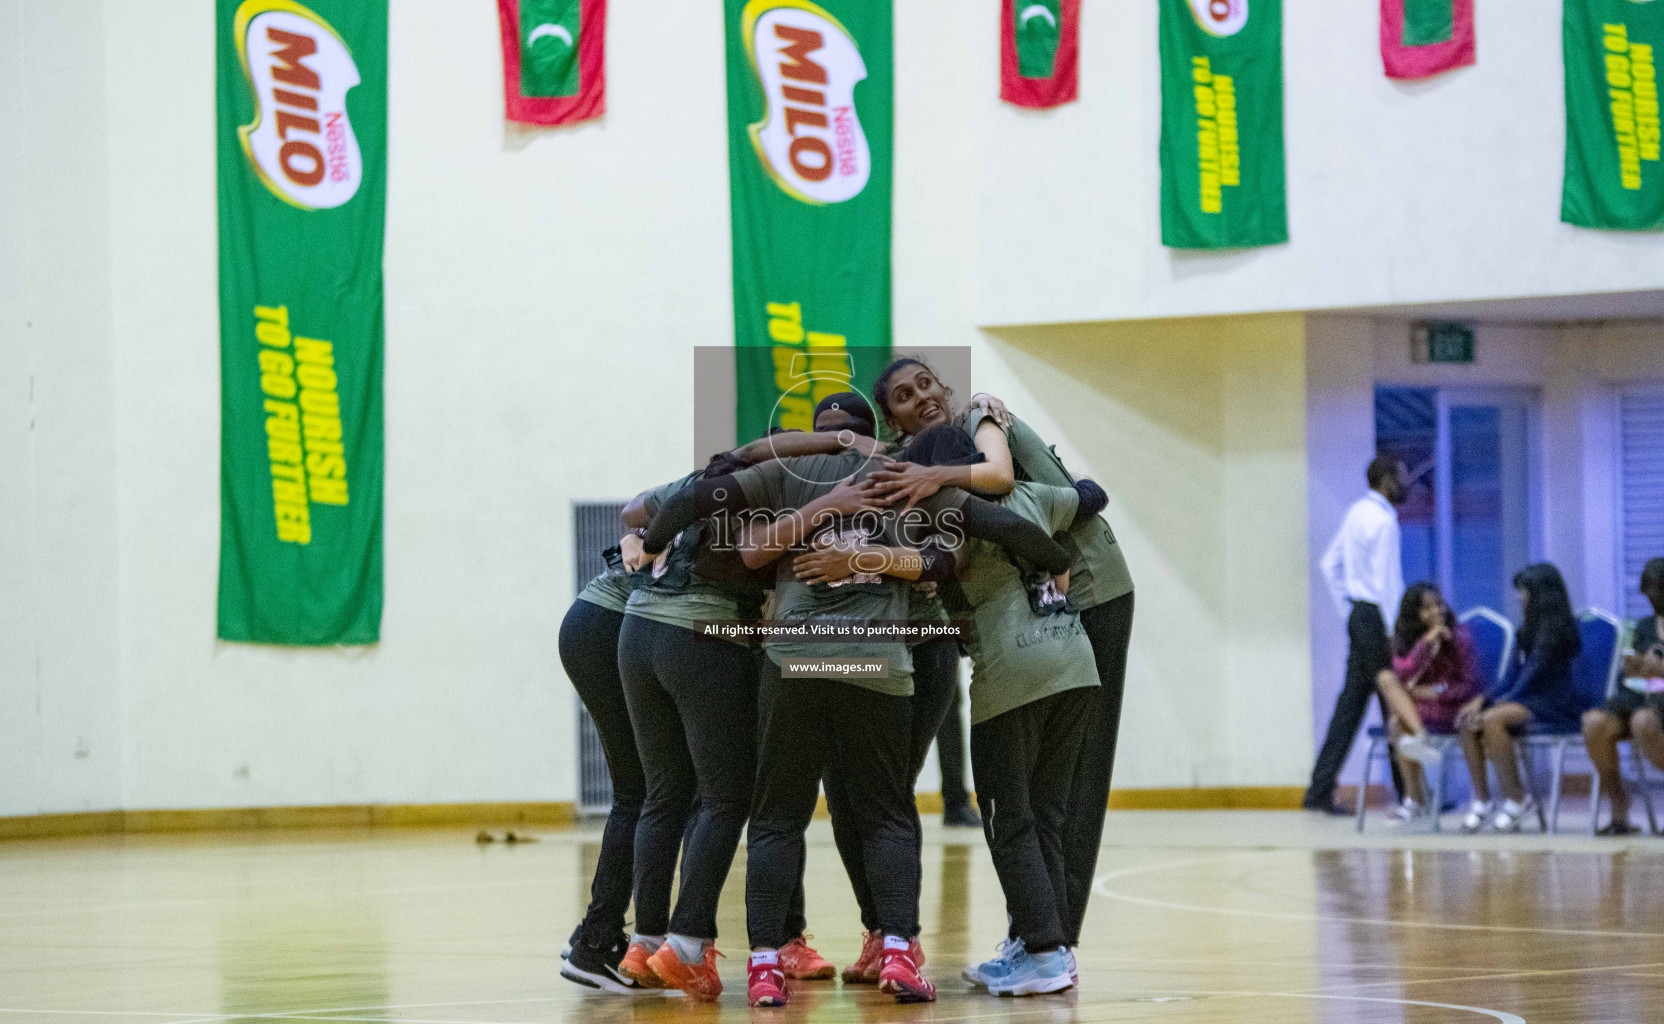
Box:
[1159,0,1288,249]
[1563,0,1664,230]
[216,0,385,644]
[725,0,893,443]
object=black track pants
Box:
[1059,592,1135,946]
[557,599,641,946]
[618,614,756,940]
[973,687,1095,953]
[748,664,918,949]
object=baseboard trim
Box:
[0,802,577,841]
[1108,786,1307,810]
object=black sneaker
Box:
[561,934,636,994]
[943,803,983,828]
[561,922,583,960]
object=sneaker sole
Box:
[616,964,664,989]
[559,964,636,995]
[841,969,879,985]
[878,977,936,1003]
[989,976,1075,997]
[749,993,789,1007]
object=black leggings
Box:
[1059,591,1135,947]
[748,663,919,949]
[973,687,1094,953]
[794,640,959,936]
[557,599,642,946]
[618,614,757,940]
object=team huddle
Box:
[555,357,1135,1006]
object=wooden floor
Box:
[1,815,1661,1024]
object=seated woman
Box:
[1581,556,1664,836]
[1455,564,1584,833]
[1373,582,1481,821]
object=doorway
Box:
[1375,386,1541,621]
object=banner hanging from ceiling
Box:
[497,0,606,125]
[1563,0,1664,230]
[217,0,385,645]
[725,0,893,443]
[1158,0,1287,249]
[1380,0,1475,80]
[1001,0,1080,108]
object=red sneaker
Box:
[646,943,724,1002]
[778,934,835,980]
[878,942,936,1004]
[616,941,663,989]
[747,958,790,1007]
[841,931,882,984]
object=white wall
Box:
[975,1,1664,326]
[0,2,123,816]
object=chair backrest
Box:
[1572,609,1624,711]
[1458,607,1514,688]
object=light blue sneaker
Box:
[961,937,1024,987]
[986,947,1074,996]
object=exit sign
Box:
[1411,323,1475,364]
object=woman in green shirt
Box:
[865,356,1136,954]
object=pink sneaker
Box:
[878,943,936,1003]
[778,934,835,980]
[748,958,789,1007]
[841,931,882,984]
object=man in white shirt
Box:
[1303,456,1407,814]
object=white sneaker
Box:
[1390,798,1424,822]
[1394,733,1443,767]
[1461,800,1493,833]
[1493,796,1536,833]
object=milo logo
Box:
[234,0,363,210]
[742,0,871,205]
[1188,0,1248,37]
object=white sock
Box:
[631,933,665,950]
[751,950,779,967]
[667,934,705,965]
[883,935,910,952]
[1470,799,1492,812]
[1501,798,1528,815]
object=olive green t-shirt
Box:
[957,481,1100,725]
[731,451,968,695]
[577,553,640,613]
[957,408,1134,610]
[624,472,757,644]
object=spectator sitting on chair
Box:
[1581,556,1664,837]
[1374,582,1482,821]
[1455,564,1584,834]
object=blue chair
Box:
[1354,608,1513,833]
[1518,610,1622,833]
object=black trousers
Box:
[972,688,1095,953]
[936,669,972,812]
[558,599,642,947]
[1059,592,1135,947]
[748,664,919,950]
[797,639,959,936]
[1305,601,1396,806]
[618,615,757,940]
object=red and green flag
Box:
[1563,0,1664,230]
[497,0,605,126]
[725,0,893,442]
[1158,0,1287,249]
[1381,0,1475,79]
[216,0,385,644]
[1001,0,1080,109]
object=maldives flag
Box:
[1381,0,1474,80]
[497,0,605,125]
[1001,0,1080,108]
